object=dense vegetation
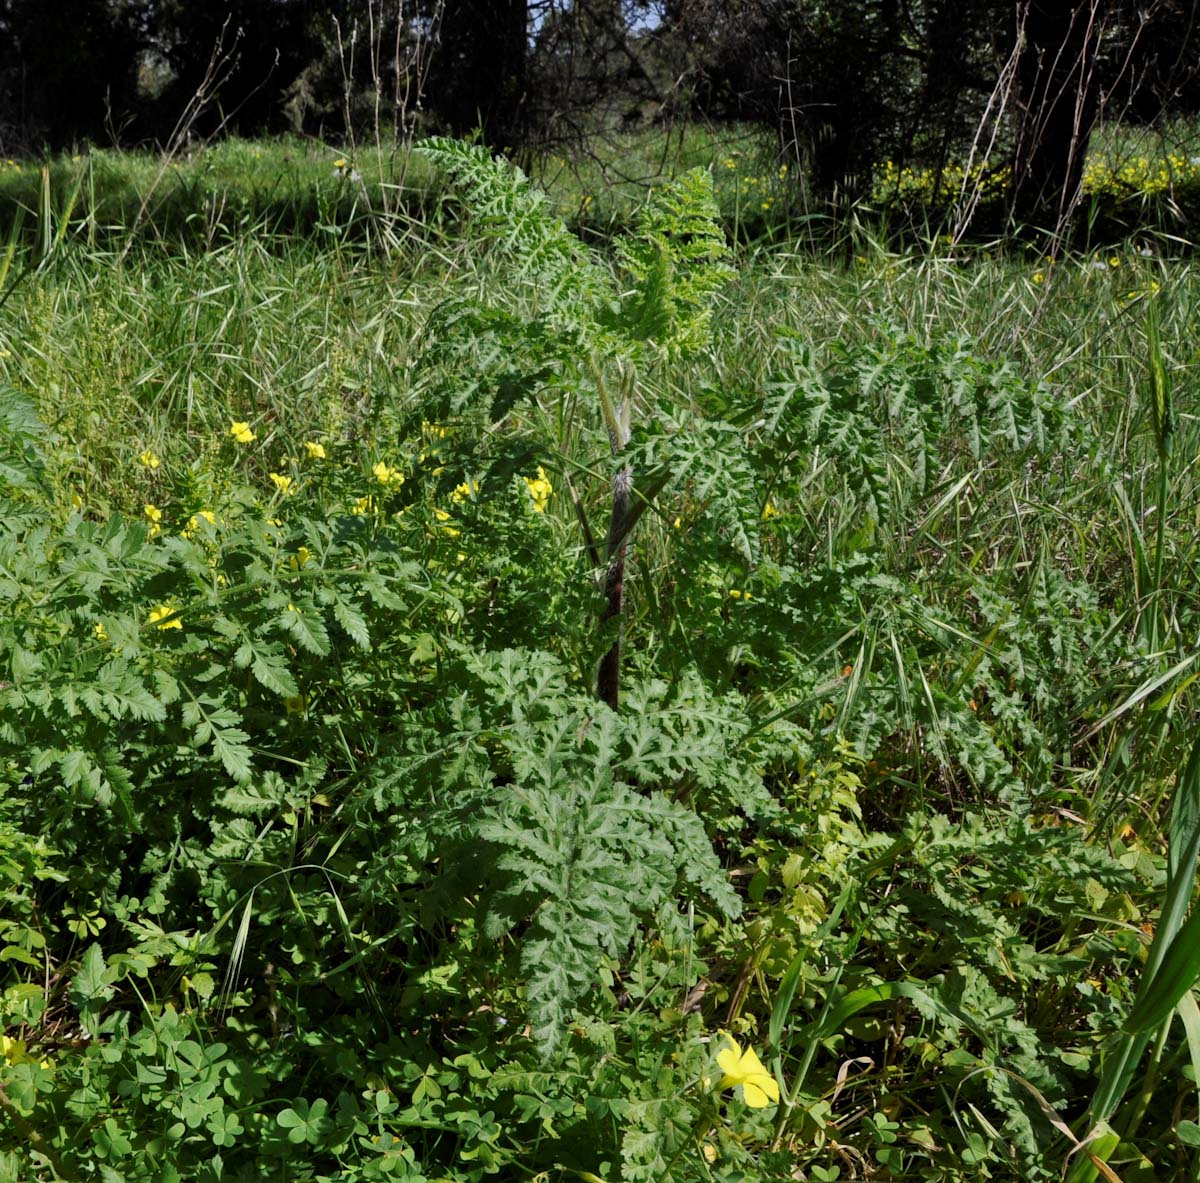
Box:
[2,135,1200,1182]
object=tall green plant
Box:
[415,138,732,707]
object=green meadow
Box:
[1,134,1200,1182]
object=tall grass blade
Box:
[1084,730,1200,1125]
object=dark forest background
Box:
[1,1,1199,228]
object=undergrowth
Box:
[1,141,1199,1182]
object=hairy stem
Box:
[597,463,632,709]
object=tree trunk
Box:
[432,0,528,151]
[1010,0,1106,233]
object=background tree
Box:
[0,0,149,148]
[425,0,529,149]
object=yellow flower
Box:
[1109,256,1120,268]
[523,467,553,512]
[182,509,216,538]
[728,589,752,600]
[144,503,163,538]
[2,1035,51,1070]
[94,621,108,642]
[352,495,373,515]
[138,448,160,469]
[761,500,779,520]
[148,604,182,630]
[715,1033,780,1108]
[230,420,255,444]
[1033,271,1045,284]
[269,473,295,495]
[289,545,313,570]
[303,440,326,460]
[450,478,479,504]
[373,461,404,487]
[433,507,460,538]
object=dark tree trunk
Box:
[1010,0,1106,232]
[431,0,528,150]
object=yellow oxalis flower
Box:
[269,473,295,495]
[148,604,182,631]
[373,461,404,487]
[523,467,553,512]
[138,448,160,469]
[230,420,255,444]
[303,441,326,460]
[715,1033,780,1108]
[2,1035,51,1070]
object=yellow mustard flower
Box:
[450,478,479,505]
[352,495,373,515]
[94,621,108,642]
[138,448,160,469]
[523,467,553,512]
[290,545,313,571]
[230,420,255,444]
[148,604,182,631]
[144,503,163,538]
[303,440,326,460]
[269,473,295,495]
[715,1033,780,1108]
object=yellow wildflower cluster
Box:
[303,440,326,460]
[269,472,296,496]
[138,448,160,469]
[373,461,404,488]
[1082,152,1200,198]
[872,159,1011,208]
[523,467,553,513]
[182,509,216,539]
[144,503,163,538]
[230,419,255,445]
